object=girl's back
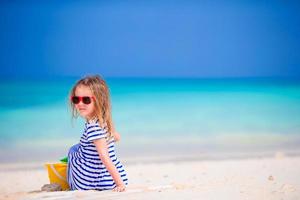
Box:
[67,75,128,192]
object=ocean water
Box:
[1,77,300,162]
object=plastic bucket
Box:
[45,163,70,190]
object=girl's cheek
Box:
[90,103,95,110]
[74,105,79,110]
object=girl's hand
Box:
[113,184,126,192]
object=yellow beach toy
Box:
[45,163,70,190]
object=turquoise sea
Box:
[1,77,300,162]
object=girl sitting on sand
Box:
[67,75,128,192]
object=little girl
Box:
[67,75,128,192]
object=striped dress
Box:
[67,119,128,190]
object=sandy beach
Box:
[1,152,300,200]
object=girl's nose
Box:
[76,101,85,107]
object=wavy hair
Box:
[69,75,114,139]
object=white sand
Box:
[1,154,300,200]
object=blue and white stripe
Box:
[67,120,128,190]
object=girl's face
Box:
[74,85,96,121]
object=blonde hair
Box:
[69,75,114,139]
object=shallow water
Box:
[1,77,300,162]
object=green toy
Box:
[60,156,68,163]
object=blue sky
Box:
[0,0,300,78]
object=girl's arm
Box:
[111,123,121,142]
[93,139,125,192]
[113,131,121,142]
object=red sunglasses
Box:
[71,96,95,105]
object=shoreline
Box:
[1,147,300,168]
[1,148,300,172]
[1,142,300,166]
